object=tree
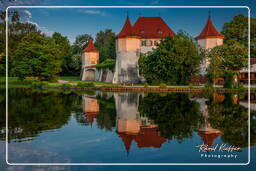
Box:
[139,93,201,141]
[139,31,201,85]
[52,32,72,75]
[0,11,40,76]
[207,42,247,87]
[72,34,92,54]
[12,32,62,81]
[221,14,256,57]
[94,29,116,62]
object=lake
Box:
[0,88,254,165]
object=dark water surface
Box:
[0,88,255,169]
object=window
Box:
[146,40,152,46]
[154,40,159,46]
[141,40,146,46]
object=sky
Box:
[1,0,255,43]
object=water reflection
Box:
[0,89,255,163]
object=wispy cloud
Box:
[78,9,106,16]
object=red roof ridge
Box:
[117,16,176,39]
[195,16,224,40]
[83,39,99,52]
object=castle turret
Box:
[113,17,141,84]
[196,15,224,75]
[81,40,99,81]
[195,16,224,50]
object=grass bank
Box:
[0,76,252,92]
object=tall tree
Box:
[207,42,247,86]
[139,31,201,85]
[94,29,116,62]
[221,14,256,57]
[12,32,62,80]
[52,32,72,75]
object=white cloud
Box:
[78,9,106,16]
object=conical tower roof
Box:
[83,39,99,52]
[195,16,224,40]
[116,17,135,38]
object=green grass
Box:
[59,76,80,81]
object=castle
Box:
[81,15,224,83]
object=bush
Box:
[62,83,72,88]
[31,81,45,88]
[77,82,95,87]
[159,83,167,88]
[144,83,148,88]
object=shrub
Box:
[31,81,45,88]
[144,83,148,88]
[77,82,95,87]
[159,83,167,88]
[62,83,72,88]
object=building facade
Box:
[112,16,176,84]
[81,39,100,81]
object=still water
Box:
[0,88,254,164]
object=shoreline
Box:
[42,86,251,93]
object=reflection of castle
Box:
[194,98,223,146]
[82,95,100,125]
[115,93,166,153]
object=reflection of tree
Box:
[95,95,116,131]
[207,93,252,148]
[1,89,74,142]
[139,93,201,142]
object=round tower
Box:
[81,40,99,81]
[195,15,224,75]
[112,16,141,84]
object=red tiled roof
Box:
[195,17,224,40]
[198,130,223,146]
[251,58,256,65]
[116,17,135,38]
[117,16,176,39]
[83,39,99,52]
[84,112,99,125]
[117,126,166,153]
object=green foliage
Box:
[221,14,256,57]
[94,29,116,62]
[11,32,62,81]
[143,83,148,88]
[159,83,167,88]
[0,12,40,76]
[62,83,72,87]
[77,82,95,87]
[52,32,72,75]
[207,42,247,85]
[139,31,200,85]
[139,93,201,141]
[31,80,46,88]
[96,58,116,71]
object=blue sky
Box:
[1,0,255,43]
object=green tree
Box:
[72,34,92,54]
[12,32,62,80]
[207,42,247,87]
[221,14,256,57]
[139,93,201,141]
[52,32,72,75]
[0,11,40,76]
[139,31,201,85]
[94,29,116,62]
